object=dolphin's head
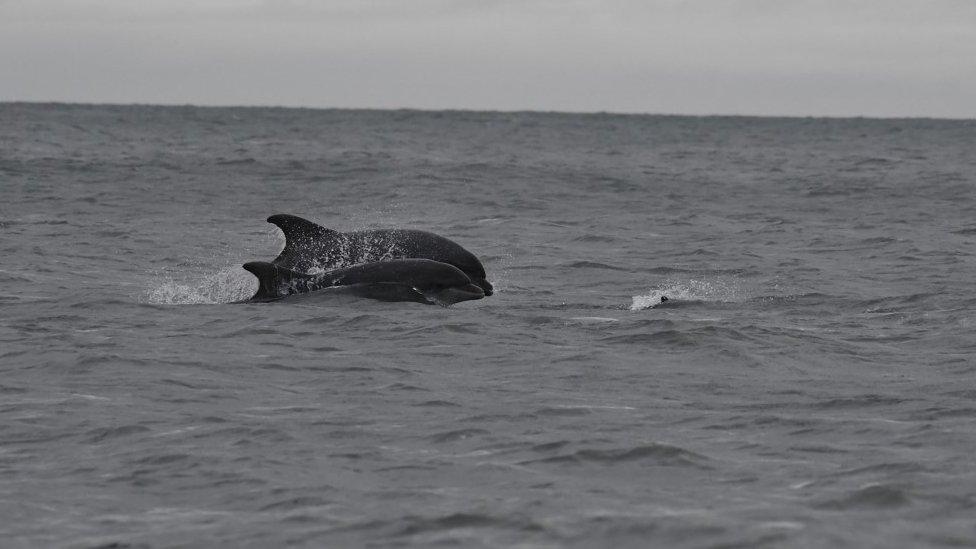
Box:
[417,264,486,305]
[446,250,492,296]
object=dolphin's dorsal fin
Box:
[242,261,312,301]
[243,261,281,301]
[267,214,340,269]
[267,214,337,241]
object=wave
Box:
[394,512,547,538]
[561,260,629,271]
[426,428,490,443]
[812,484,911,510]
[522,443,710,468]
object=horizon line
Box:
[2,100,974,123]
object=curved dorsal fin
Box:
[242,261,311,301]
[267,214,336,240]
[267,214,340,269]
[242,261,282,301]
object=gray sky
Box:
[2,0,974,117]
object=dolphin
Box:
[266,214,493,296]
[242,258,486,306]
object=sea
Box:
[1,102,975,548]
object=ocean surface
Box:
[1,103,975,548]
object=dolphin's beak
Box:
[432,283,485,305]
[463,283,486,297]
[476,278,494,296]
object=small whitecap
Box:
[758,521,805,530]
[630,277,743,310]
[630,292,670,311]
[69,393,110,401]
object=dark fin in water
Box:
[242,261,312,301]
[267,214,340,269]
[242,261,282,301]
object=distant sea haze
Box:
[1,103,975,547]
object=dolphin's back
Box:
[344,228,487,278]
[325,258,473,289]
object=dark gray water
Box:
[2,103,975,548]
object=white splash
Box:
[145,266,256,305]
[630,278,740,311]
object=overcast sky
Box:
[2,0,974,117]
